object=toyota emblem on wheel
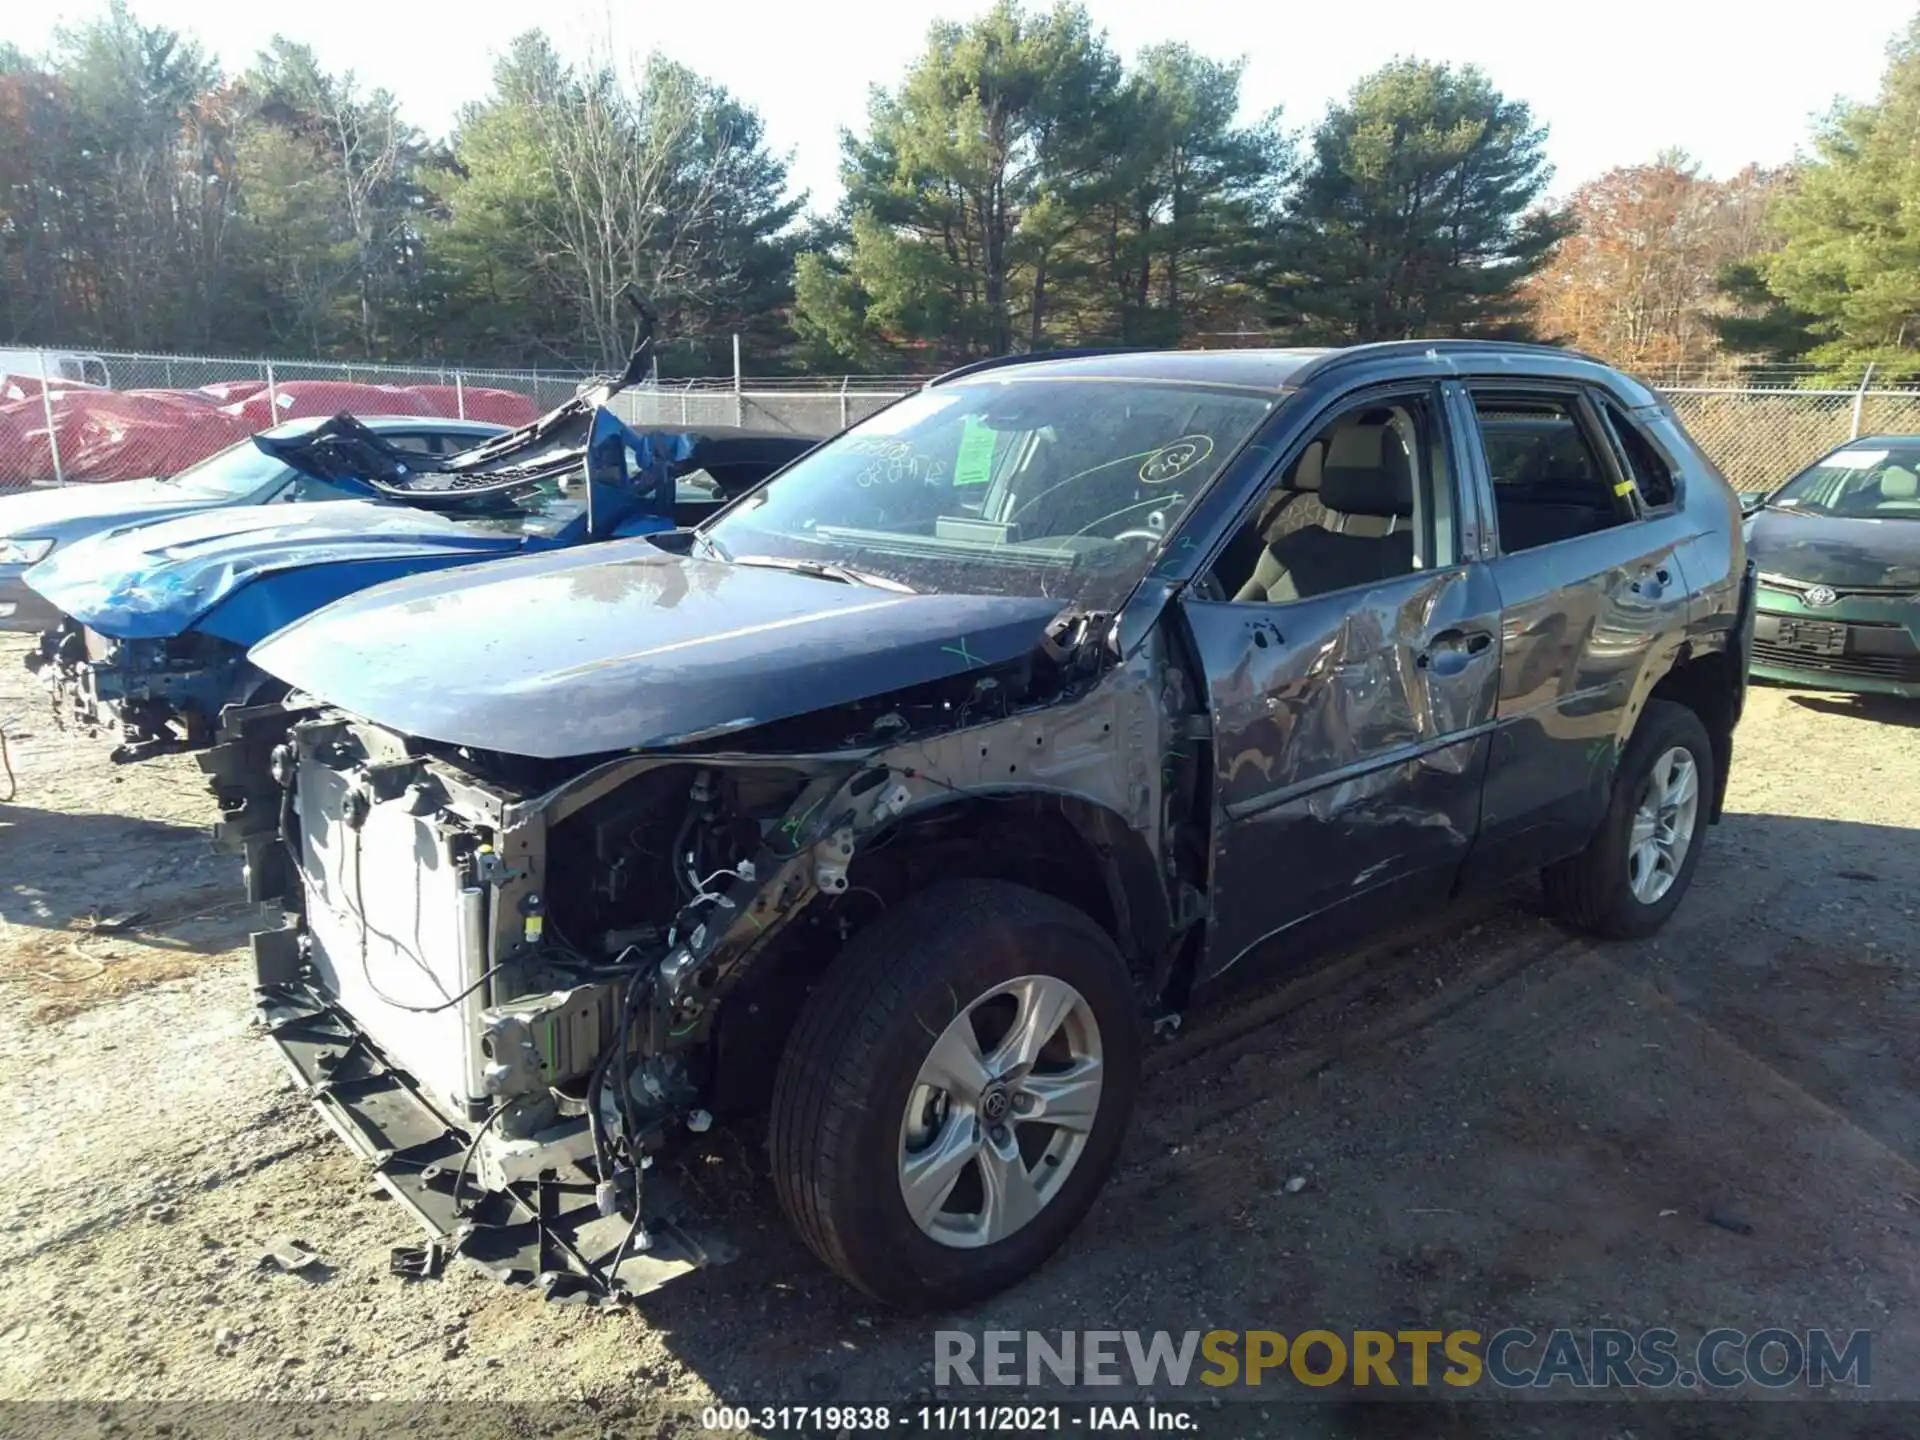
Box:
[1803,584,1839,608]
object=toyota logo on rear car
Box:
[1803,584,1839,608]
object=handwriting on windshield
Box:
[1139,434,1215,485]
[842,436,949,489]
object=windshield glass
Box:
[700,377,1274,606]
[162,438,294,499]
[440,475,586,538]
[439,449,716,539]
[1771,445,1920,519]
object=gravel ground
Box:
[2,633,1918,1437]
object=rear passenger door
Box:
[1180,384,1504,982]
[1449,382,1694,886]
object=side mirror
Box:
[1736,490,1767,516]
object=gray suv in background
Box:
[205,340,1753,1311]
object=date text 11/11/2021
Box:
[699,1404,1198,1432]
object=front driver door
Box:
[1178,383,1504,983]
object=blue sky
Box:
[9,0,1915,208]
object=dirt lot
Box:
[2,632,1918,1435]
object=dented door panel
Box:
[1467,513,1694,880]
[1183,561,1502,981]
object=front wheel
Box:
[768,879,1141,1310]
[1542,699,1715,939]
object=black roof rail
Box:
[926,346,1168,387]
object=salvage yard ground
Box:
[2,632,1918,1435]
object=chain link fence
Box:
[1663,387,1920,491]
[609,377,918,436]
[0,349,596,494]
[8,344,1920,499]
[617,375,1920,494]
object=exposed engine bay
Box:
[202,613,1203,1300]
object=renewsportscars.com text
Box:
[934,1328,1871,1391]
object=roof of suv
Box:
[932,340,1657,406]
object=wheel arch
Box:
[706,787,1172,1117]
[849,788,1174,982]
[1641,645,1741,823]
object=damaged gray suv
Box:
[205,342,1754,1310]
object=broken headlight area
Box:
[208,710,908,1300]
[31,620,247,759]
[202,628,1167,1302]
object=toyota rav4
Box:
[204,341,1754,1311]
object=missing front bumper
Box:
[258,979,729,1302]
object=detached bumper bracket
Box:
[260,984,725,1301]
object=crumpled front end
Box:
[200,610,1181,1302]
[27,619,251,759]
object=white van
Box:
[0,349,112,390]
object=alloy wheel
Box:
[1627,745,1700,905]
[897,974,1104,1249]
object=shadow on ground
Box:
[1788,693,1920,728]
[601,807,1920,1417]
[0,801,224,931]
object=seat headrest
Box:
[1288,440,1324,492]
[1320,421,1414,518]
[1882,466,1917,500]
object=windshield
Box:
[1771,445,1920,519]
[162,438,294,499]
[699,377,1274,607]
[441,453,720,539]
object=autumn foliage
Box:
[1523,158,1787,375]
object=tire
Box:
[1542,699,1715,939]
[769,879,1142,1310]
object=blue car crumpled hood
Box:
[20,337,771,644]
[24,500,524,640]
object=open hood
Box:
[1748,507,1920,589]
[250,542,1067,759]
[252,348,680,540]
[24,500,523,640]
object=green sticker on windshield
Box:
[953,416,998,487]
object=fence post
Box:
[265,362,279,424]
[680,381,690,426]
[1850,364,1876,440]
[840,375,850,431]
[36,352,65,488]
[454,371,466,420]
[733,333,744,428]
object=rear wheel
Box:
[1542,699,1714,939]
[769,879,1141,1310]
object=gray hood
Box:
[250,541,1067,758]
[1747,507,1920,589]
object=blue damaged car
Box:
[24,355,822,759]
[0,414,508,634]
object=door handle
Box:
[1415,628,1493,673]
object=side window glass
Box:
[1208,392,1449,605]
[1601,402,1677,508]
[1473,392,1629,554]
